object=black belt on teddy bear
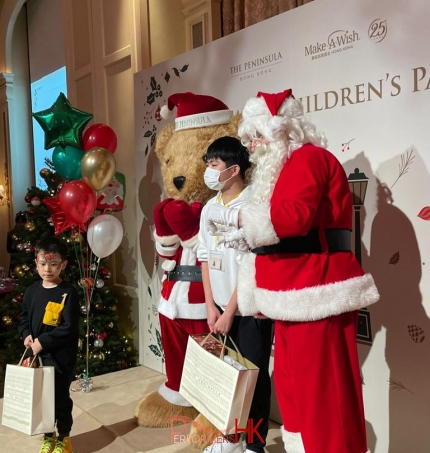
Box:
[167,265,202,282]
[251,228,351,255]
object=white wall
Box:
[135,0,430,451]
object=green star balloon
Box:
[33,92,93,150]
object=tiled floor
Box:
[1,366,284,453]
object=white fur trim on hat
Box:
[241,202,279,249]
[175,110,233,131]
[158,382,193,407]
[254,273,379,322]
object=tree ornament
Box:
[24,194,32,203]
[31,196,41,206]
[25,221,36,232]
[47,216,54,226]
[71,231,84,243]
[16,294,24,303]
[80,305,88,314]
[100,267,112,279]
[39,168,51,178]
[109,305,117,311]
[93,338,104,348]
[94,302,104,310]
[33,92,93,150]
[2,315,13,326]
[16,243,24,251]
[90,263,97,271]
[98,332,108,341]
[92,351,105,361]
[95,278,104,288]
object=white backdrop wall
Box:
[135,0,430,451]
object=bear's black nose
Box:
[173,176,186,191]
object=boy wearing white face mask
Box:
[197,136,273,453]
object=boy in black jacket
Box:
[19,236,79,453]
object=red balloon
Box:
[82,123,117,153]
[59,181,97,225]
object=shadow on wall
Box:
[354,148,430,453]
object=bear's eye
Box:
[165,159,170,165]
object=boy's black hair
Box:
[203,136,251,179]
[35,236,68,261]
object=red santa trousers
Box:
[159,313,209,392]
[274,311,368,453]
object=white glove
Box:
[217,227,250,252]
[206,204,239,234]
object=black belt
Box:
[251,229,351,255]
[167,265,202,282]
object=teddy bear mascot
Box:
[205,89,380,453]
[135,92,241,447]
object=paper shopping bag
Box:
[1,352,55,435]
[179,334,259,434]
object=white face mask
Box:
[204,166,235,191]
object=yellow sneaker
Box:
[39,433,57,453]
[52,436,74,453]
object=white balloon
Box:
[87,214,123,258]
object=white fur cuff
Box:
[237,253,259,316]
[256,273,380,322]
[241,202,279,249]
[154,231,180,247]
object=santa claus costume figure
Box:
[206,90,380,453]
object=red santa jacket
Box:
[238,144,379,321]
[154,199,206,320]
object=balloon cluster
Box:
[33,93,124,259]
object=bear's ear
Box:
[154,123,175,158]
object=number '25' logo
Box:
[368,18,388,43]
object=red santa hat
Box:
[256,89,294,116]
[160,92,232,131]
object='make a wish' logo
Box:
[304,29,360,60]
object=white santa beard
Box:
[247,141,290,204]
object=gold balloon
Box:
[81,147,116,191]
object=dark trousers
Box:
[44,359,74,438]
[223,312,274,453]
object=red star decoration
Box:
[43,195,88,235]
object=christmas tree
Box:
[0,165,136,380]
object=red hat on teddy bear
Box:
[160,92,232,131]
